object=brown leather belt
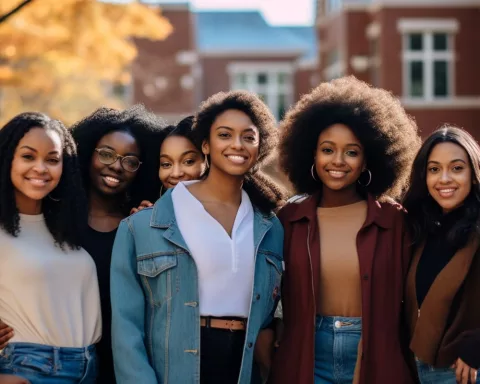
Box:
[200,317,246,331]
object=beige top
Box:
[316,201,367,317]
[0,214,102,347]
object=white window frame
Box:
[398,19,458,102]
[227,62,294,120]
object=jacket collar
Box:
[286,192,392,229]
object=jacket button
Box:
[248,342,253,348]
[363,274,369,280]
[256,294,261,300]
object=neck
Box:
[15,194,42,215]
[88,188,124,217]
[320,185,363,208]
[201,166,244,205]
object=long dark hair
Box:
[0,112,87,249]
[403,125,480,247]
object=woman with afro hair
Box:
[110,91,285,384]
[269,76,421,384]
[70,105,164,383]
[0,113,101,383]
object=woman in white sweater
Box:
[0,113,101,384]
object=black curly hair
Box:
[0,112,87,249]
[71,105,165,214]
[192,91,287,213]
[403,125,480,247]
[279,76,421,200]
[161,116,200,149]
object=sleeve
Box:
[457,329,480,369]
[110,220,158,384]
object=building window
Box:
[398,19,458,101]
[229,63,293,120]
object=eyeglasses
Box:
[94,148,142,172]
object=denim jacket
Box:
[110,189,284,384]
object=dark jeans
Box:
[200,326,246,384]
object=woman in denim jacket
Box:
[111,91,286,384]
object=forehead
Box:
[97,130,138,150]
[428,142,468,162]
[160,135,199,156]
[212,109,258,132]
[318,123,361,145]
[18,127,62,151]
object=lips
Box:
[26,177,50,187]
[326,170,348,179]
[436,187,457,198]
[102,175,122,188]
[225,154,248,165]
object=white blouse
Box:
[172,181,255,317]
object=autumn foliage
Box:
[0,0,172,124]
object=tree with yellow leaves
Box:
[0,0,172,124]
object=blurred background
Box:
[0,0,479,139]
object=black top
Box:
[82,226,118,384]
[415,209,465,307]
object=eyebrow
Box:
[319,140,362,149]
[428,159,467,165]
[215,126,257,133]
[99,145,139,157]
[20,146,60,155]
[160,150,199,158]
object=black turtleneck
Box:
[415,209,464,307]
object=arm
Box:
[110,220,158,384]
[0,320,13,349]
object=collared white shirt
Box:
[172,181,255,317]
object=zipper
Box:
[306,223,317,355]
[236,220,270,384]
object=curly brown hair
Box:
[280,76,421,200]
[192,90,286,212]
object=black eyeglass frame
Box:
[94,147,142,172]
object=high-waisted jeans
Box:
[0,342,97,384]
[416,358,480,384]
[314,316,362,384]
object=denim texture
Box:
[416,358,480,384]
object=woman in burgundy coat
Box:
[269,77,421,384]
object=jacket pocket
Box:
[137,255,178,306]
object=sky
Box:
[144,0,315,25]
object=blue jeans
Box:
[416,358,480,384]
[0,342,97,384]
[314,316,362,384]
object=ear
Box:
[202,139,210,156]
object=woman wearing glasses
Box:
[71,105,163,383]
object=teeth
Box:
[29,178,47,185]
[227,155,246,164]
[105,176,120,183]
[328,170,346,178]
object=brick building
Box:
[317,0,480,138]
[132,2,318,123]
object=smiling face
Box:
[203,109,260,177]
[426,141,472,213]
[11,127,63,213]
[89,130,140,197]
[159,135,204,189]
[314,123,366,193]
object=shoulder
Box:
[277,194,311,224]
[121,206,155,231]
[374,197,408,228]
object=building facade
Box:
[317,0,480,137]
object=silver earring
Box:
[204,156,210,169]
[48,194,60,202]
[311,164,318,182]
[357,169,372,187]
[159,185,164,196]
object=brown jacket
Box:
[405,236,480,368]
[269,193,417,384]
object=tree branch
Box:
[0,0,35,25]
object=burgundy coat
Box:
[269,194,417,384]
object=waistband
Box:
[316,316,362,331]
[2,342,96,360]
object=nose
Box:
[439,170,452,183]
[230,135,244,150]
[108,158,123,173]
[170,163,185,178]
[33,160,48,174]
[331,152,345,167]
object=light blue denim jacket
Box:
[110,189,284,384]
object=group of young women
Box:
[0,76,478,384]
